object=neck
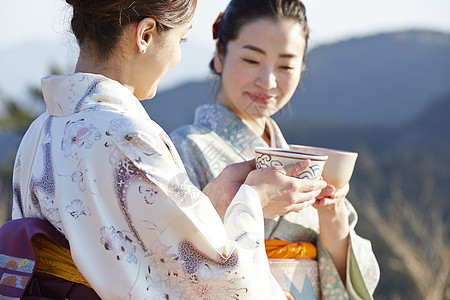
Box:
[243,117,267,139]
[217,101,270,144]
[216,95,272,144]
[74,44,135,95]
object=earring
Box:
[139,48,146,54]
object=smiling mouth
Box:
[247,93,275,104]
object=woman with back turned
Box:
[0,0,327,299]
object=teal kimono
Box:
[171,104,380,300]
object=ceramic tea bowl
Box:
[254,147,328,180]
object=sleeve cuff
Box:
[345,234,374,300]
[224,184,263,222]
[222,184,265,250]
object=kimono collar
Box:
[193,104,288,159]
[41,73,146,118]
[41,72,184,170]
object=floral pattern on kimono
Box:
[12,73,286,299]
[170,104,380,300]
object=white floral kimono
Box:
[11,73,287,299]
[170,104,380,300]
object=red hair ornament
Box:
[212,12,224,39]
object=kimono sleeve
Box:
[345,201,380,299]
[97,114,286,299]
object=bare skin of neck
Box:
[244,116,271,145]
[74,40,138,97]
[216,98,272,145]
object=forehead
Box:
[232,18,306,54]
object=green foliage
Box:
[0,69,53,224]
[350,146,450,299]
[0,97,40,135]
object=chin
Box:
[241,103,273,119]
[139,87,158,101]
[147,89,157,100]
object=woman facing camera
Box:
[0,0,327,299]
[170,0,380,298]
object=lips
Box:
[247,92,275,104]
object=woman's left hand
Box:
[203,160,256,217]
[314,182,350,284]
[313,183,349,212]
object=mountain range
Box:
[144,29,450,131]
[1,29,447,300]
[1,30,449,162]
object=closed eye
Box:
[280,66,294,70]
[242,58,259,65]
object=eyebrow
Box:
[242,44,298,58]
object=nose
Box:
[255,67,277,90]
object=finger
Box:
[312,198,323,207]
[332,183,350,199]
[290,198,316,212]
[291,189,323,206]
[295,178,327,193]
[317,185,336,199]
[234,159,256,173]
[313,197,334,207]
[279,160,310,177]
[226,160,255,183]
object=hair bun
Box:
[65,0,80,7]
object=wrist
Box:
[243,170,264,202]
[317,197,346,215]
[203,179,227,217]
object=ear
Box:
[213,43,224,74]
[136,18,157,54]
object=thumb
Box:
[226,159,256,181]
[281,159,310,177]
[241,159,257,172]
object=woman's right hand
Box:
[244,160,327,219]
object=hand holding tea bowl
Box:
[253,147,328,216]
[254,147,328,180]
[290,144,358,189]
[289,144,357,207]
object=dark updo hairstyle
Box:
[210,0,309,74]
[66,0,197,58]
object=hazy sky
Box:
[2,0,449,50]
[1,0,450,94]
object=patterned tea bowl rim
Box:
[290,144,358,158]
[255,147,328,161]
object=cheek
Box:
[172,47,182,67]
[163,43,182,71]
[223,62,254,91]
[276,74,301,107]
[281,74,301,98]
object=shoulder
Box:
[25,112,50,132]
[170,124,227,167]
[81,102,162,141]
[170,124,213,147]
[17,112,51,148]
[67,104,171,162]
